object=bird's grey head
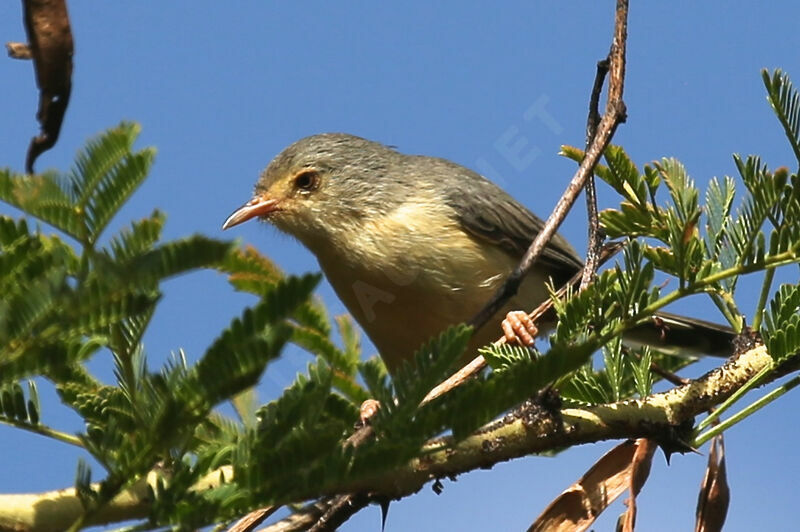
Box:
[224,133,414,249]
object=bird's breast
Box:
[310,198,551,372]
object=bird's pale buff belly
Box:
[317,237,553,373]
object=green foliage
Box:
[0,124,363,528]
[631,347,654,398]
[559,347,689,406]
[704,176,736,266]
[0,122,153,246]
[0,380,40,426]
[480,343,533,372]
[187,274,319,411]
[763,68,800,165]
[382,324,471,423]
[440,337,597,439]
[3,68,800,530]
[762,284,800,363]
[562,88,800,332]
[233,359,360,503]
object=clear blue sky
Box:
[1,2,798,531]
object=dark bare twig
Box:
[20,0,74,173]
[649,360,691,387]
[580,59,611,290]
[626,346,691,387]
[586,60,608,139]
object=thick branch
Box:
[335,345,770,498]
[0,343,777,532]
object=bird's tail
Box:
[623,312,736,359]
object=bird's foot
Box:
[502,310,538,346]
[359,398,381,425]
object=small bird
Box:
[223,133,732,373]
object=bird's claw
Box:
[502,310,538,346]
[359,399,381,424]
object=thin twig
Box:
[629,348,691,387]
[226,506,278,532]
[649,361,691,387]
[424,241,625,405]
[468,0,627,332]
[427,1,630,405]
[257,499,336,532]
[307,492,371,532]
[0,417,84,448]
[580,59,610,290]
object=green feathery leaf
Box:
[762,284,800,363]
[183,274,321,411]
[704,176,736,261]
[762,68,800,165]
[0,169,83,240]
[104,210,165,262]
[85,147,155,243]
[124,235,232,283]
[71,122,140,207]
[388,324,471,414]
[480,343,533,373]
[222,245,283,295]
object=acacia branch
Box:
[0,342,783,532]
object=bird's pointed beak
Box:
[222,195,280,229]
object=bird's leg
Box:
[502,310,539,346]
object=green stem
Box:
[693,374,800,447]
[0,416,84,447]
[660,251,786,322]
[709,292,740,331]
[711,285,745,330]
[695,364,772,432]
[66,514,86,532]
[589,248,799,352]
[752,267,776,331]
[68,477,127,532]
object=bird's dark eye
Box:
[293,170,320,192]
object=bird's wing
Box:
[435,158,584,284]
